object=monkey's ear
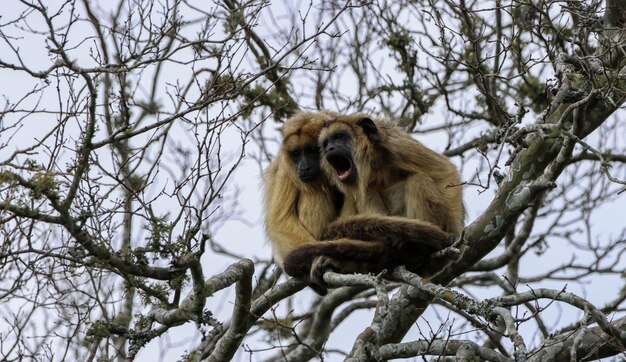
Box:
[357,117,380,142]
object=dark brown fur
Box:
[282,215,455,281]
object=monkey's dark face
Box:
[321,131,358,184]
[320,118,378,185]
[290,145,322,183]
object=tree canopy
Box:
[1,0,626,361]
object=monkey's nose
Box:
[300,163,312,172]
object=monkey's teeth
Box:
[338,170,350,181]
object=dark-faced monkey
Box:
[320,114,464,234]
[263,111,343,267]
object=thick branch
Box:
[206,259,255,362]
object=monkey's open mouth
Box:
[327,154,354,182]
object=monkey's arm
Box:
[283,238,395,294]
[283,236,453,295]
[322,215,461,280]
[282,239,391,277]
[322,215,453,250]
[285,217,458,294]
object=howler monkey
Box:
[263,111,343,265]
[320,115,464,234]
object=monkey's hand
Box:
[283,245,318,278]
[310,255,340,295]
[283,244,334,295]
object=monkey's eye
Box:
[290,149,301,158]
[322,139,329,148]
